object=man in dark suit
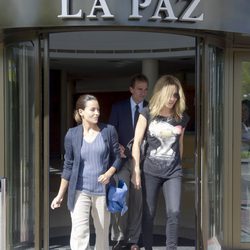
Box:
[109,74,148,250]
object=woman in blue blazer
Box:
[51,94,121,250]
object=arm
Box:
[51,129,73,209]
[51,178,69,209]
[61,129,74,180]
[131,114,147,189]
[98,166,117,185]
[98,126,121,185]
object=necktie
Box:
[134,104,139,129]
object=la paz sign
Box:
[58,0,204,22]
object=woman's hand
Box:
[131,168,141,190]
[98,173,111,185]
[51,195,63,209]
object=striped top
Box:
[76,132,106,195]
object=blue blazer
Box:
[61,123,121,211]
[109,99,148,147]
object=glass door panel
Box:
[207,46,224,242]
[201,41,225,249]
[240,61,250,242]
[231,51,250,249]
[5,42,36,249]
[233,52,250,249]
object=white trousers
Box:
[70,191,110,250]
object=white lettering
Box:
[57,0,204,23]
[151,0,177,20]
[87,0,114,19]
[129,0,151,19]
[58,0,83,19]
[180,0,204,21]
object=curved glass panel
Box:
[241,61,250,242]
[207,46,224,247]
[5,42,35,249]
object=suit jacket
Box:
[61,123,121,211]
[109,98,148,147]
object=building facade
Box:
[0,0,250,249]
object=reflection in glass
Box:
[241,62,250,242]
[207,46,224,245]
[5,42,35,249]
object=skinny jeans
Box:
[142,172,182,250]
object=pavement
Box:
[49,234,196,250]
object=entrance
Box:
[48,30,197,249]
[2,29,226,249]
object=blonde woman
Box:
[132,75,189,250]
[51,94,121,250]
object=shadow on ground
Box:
[49,234,195,248]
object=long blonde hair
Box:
[149,75,186,120]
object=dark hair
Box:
[74,94,98,123]
[130,73,148,88]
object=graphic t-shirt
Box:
[141,107,189,178]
